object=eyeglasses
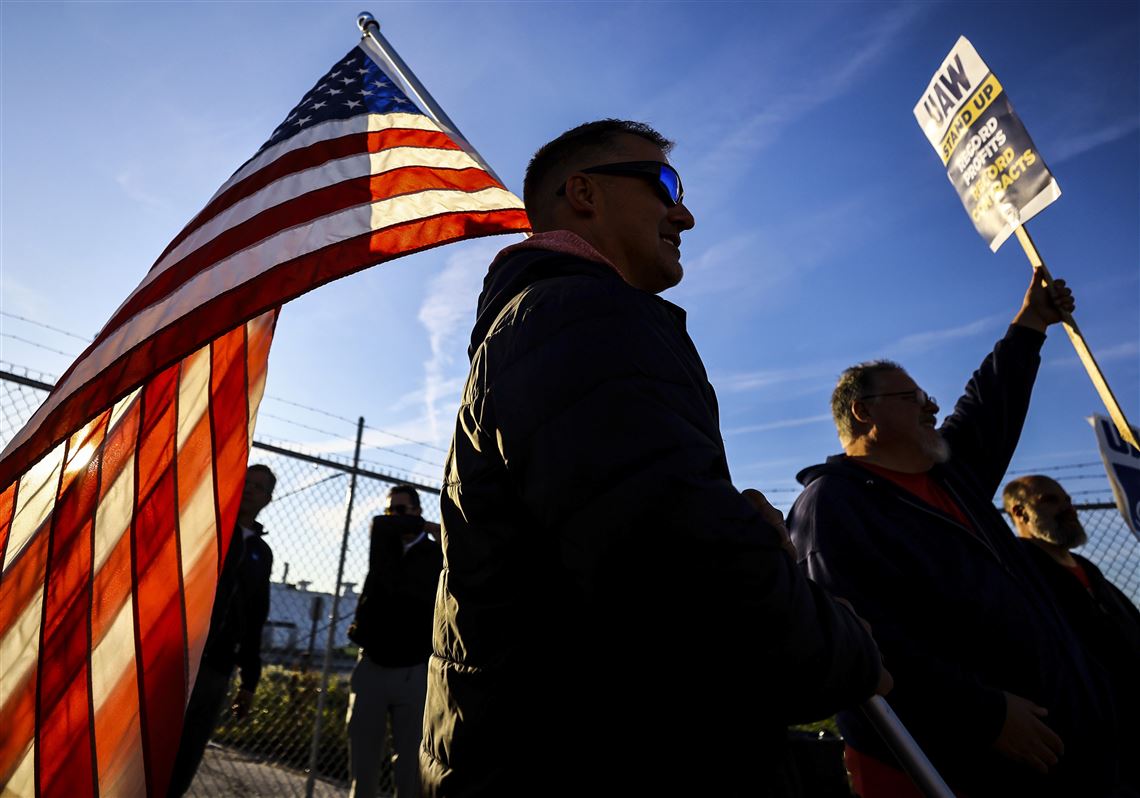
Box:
[385,504,418,516]
[556,160,684,206]
[860,388,937,408]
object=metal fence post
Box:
[304,417,365,797]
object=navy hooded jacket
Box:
[788,325,1120,797]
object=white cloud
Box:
[417,238,515,442]
[1049,118,1139,165]
[113,166,171,210]
[690,4,928,177]
[714,363,836,393]
[724,413,832,437]
[1046,339,1140,368]
[882,313,1006,357]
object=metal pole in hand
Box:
[862,696,957,798]
[304,416,365,798]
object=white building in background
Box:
[263,580,359,659]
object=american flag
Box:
[0,44,529,796]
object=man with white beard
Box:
[787,268,1128,798]
[1003,474,1140,794]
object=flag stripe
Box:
[92,625,146,798]
[0,482,17,570]
[244,314,273,442]
[0,667,36,790]
[4,440,67,571]
[210,111,437,210]
[32,434,70,796]
[90,400,142,647]
[37,419,108,798]
[131,366,187,798]
[93,185,520,376]
[158,126,462,264]
[0,447,64,786]
[0,527,49,646]
[123,129,468,335]
[113,159,498,336]
[174,348,218,695]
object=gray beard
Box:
[1035,516,1088,550]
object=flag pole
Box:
[862,696,957,798]
[1013,224,1139,449]
[356,11,507,187]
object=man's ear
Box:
[851,399,874,425]
[561,172,598,215]
[1009,502,1028,524]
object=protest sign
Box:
[914,36,1060,252]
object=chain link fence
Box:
[2,364,1138,796]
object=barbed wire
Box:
[258,411,445,471]
[255,434,443,491]
[0,311,93,342]
[1006,462,1102,475]
[264,394,448,453]
[1,310,450,455]
[270,472,347,501]
[0,333,77,359]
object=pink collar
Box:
[489,230,621,276]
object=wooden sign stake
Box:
[1014,225,1139,449]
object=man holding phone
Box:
[346,484,442,798]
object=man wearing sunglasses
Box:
[420,120,889,796]
[347,485,442,797]
[787,270,1125,797]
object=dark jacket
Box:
[1018,540,1140,788]
[348,514,443,667]
[201,521,273,692]
[421,246,883,796]
[788,326,1120,797]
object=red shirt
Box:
[845,460,975,797]
[1065,559,1092,592]
[855,460,973,532]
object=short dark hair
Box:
[388,484,421,508]
[246,463,277,491]
[831,360,905,443]
[522,119,673,227]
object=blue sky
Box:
[2,0,1137,522]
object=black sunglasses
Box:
[556,160,684,206]
[860,388,938,408]
[385,504,418,515]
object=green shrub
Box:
[211,665,389,784]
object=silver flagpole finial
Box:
[357,12,379,36]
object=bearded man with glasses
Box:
[420,119,890,796]
[787,270,1127,797]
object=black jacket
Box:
[348,514,443,667]
[1018,540,1140,788]
[788,326,1120,797]
[201,521,273,692]
[421,246,882,796]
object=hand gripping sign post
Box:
[914,36,1139,451]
